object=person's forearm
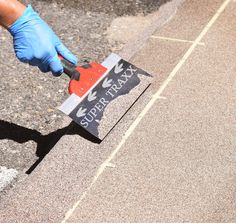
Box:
[0,0,26,28]
[1,1,77,75]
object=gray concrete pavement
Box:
[1,0,236,222]
[48,0,167,16]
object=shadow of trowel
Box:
[0,120,101,174]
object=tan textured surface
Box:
[154,0,223,40]
[66,0,236,222]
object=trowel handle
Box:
[58,55,80,81]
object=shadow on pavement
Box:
[0,120,101,174]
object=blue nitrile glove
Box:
[8,5,78,76]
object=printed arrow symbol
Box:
[102,78,113,88]
[88,90,97,102]
[76,107,87,118]
[114,63,124,74]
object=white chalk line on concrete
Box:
[151,35,205,46]
[106,163,116,168]
[157,96,167,100]
[62,0,231,221]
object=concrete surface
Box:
[65,0,236,222]
[0,0,236,222]
[0,0,165,190]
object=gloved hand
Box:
[8,5,78,76]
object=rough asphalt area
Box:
[0,0,167,194]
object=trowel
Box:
[59,53,152,140]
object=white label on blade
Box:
[102,53,122,70]
[59,94,82,115]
